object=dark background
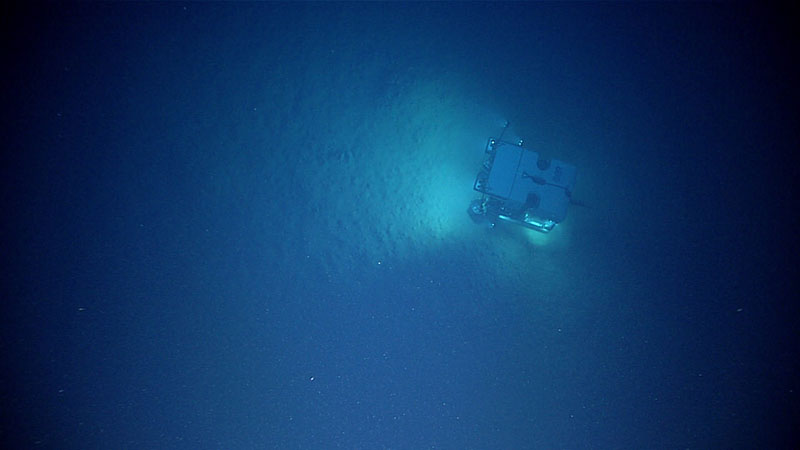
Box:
[2,3,797,448]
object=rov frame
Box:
[468,124,577,233]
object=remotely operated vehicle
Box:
[468,122,577,233]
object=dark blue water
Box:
[2,3,797,448]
